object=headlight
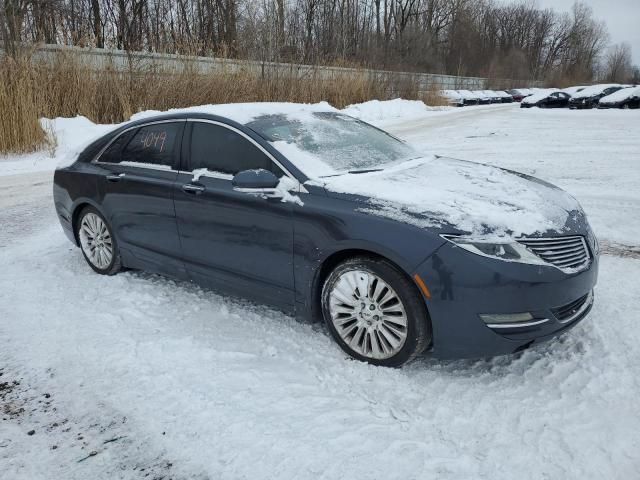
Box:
[441,234,548,266]
[587,227,600,256]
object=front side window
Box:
[189,122,281,176]
[120,123,182,168]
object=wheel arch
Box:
[310,248,431,326]
[70,199,105,246]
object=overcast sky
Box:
[517,0,640,64]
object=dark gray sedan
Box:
[53,104,599,367]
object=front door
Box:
[95,120,187,277]
[173,120,296,311]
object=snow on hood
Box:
[600,86,640,103]
[521,89,559,104]
[322,156,582,237]
[571,84,620,99]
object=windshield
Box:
[246,112,418,177]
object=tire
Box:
[76,206,122,275]
[321,256,431,367]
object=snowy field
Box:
[1,103,639,479]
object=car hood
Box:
[322,156,585,238]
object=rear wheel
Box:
[321,257,431,367]
[76,206,122,275]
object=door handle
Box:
[106,173,125,182]
[182,183,205,194]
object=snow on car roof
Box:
[441,90,463,99]
[456,90,479,99]
[599,86,640,103]
[562,86,586,95]
[130,102,340,125]
[522,89,561,104]
[571,84,621,99]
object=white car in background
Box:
[441,89,465,107]
[456,89,482,105]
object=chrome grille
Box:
[518,236,590,271]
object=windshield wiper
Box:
[318,168,384,178]
[347,168,384,174]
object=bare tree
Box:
[604,42,632,83]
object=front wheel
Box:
[76,206,122,275]
[321,257,431,367]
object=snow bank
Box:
[341,98,444,123]
[44,116,121,168]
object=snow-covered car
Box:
[440,89,465,107]
[494,90,515,103]
[472,90,493,104]
[569,84,623,109]
[506,89,529,102]
[53,103,599,367]
[597,86,640,109]
[455,89,481,106]
[479,90,502,103]
[521,89,571,108]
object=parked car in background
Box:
[569,84,623,109]
[472,90,493,104]
[521,89,572,109]
[441,90,465,107]
[480,90,502,103]
[506,89,529,102]
[598,86,640,109]
[494,91,515,103]
[456,90,481,106]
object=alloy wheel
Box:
[79,212,114,270]
[328,269,408,360]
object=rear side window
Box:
[98,131,134,164]
[120,123,182,168]
[189,122,282,176]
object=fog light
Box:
[480,312,549,329]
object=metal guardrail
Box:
[7,44,543,92]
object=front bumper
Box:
[415,242,599,359]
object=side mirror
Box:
[232,169,282,198]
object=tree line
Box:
[1,0,637,84]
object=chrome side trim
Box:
[486,318,550,329]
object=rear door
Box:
[95,120,187,277]
[173,120,296,311]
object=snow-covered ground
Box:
[1,103,639,479]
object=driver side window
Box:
[189,122,283,177]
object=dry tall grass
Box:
[0,51,445,154]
